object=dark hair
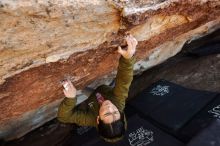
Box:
[97,112,126,142]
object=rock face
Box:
[0,0,220,140]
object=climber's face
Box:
[98,100,120,124]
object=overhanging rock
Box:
[0,0,220,140]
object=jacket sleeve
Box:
[57,97,96,127]
[113,56,135,111]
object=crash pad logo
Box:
[150,85,170,96]
[208,105,220,119]
[128,127,154,146]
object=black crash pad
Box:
[179,95,220,142]
[187,120,220,146]
[129,80,218,131]
[95,115,184,146]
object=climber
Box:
[57,34,137,142]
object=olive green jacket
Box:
[57,56,135,127]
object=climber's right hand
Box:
[62,79,76,99]
[118,34,137,59]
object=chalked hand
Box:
[62,79,76,99]
[118,34,137,59]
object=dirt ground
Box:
[1,29,220,146]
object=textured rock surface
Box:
[0,0,220,140]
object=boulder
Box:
[0,0,220,140]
